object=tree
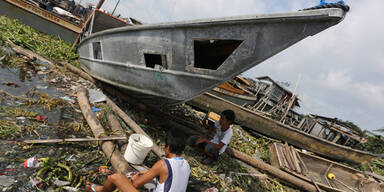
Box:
[339,120,364,136]
[374,127,384,133]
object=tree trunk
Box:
[107,114,128,152]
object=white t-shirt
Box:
[210,121,233,154]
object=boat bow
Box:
[79,6,348,105]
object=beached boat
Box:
[78,6,348,106]
[187,93,382,164]
[209,76,257,106]
[269,143,384,192]
[0,0,82,42]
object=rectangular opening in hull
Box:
[144,53,167,69]
[194,39,243,70]
[93,42,102,60]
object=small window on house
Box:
[194,39,242,70]
[93,42,102,60]
[144,53,167,69]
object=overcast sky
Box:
[79,0,384,132]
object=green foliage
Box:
[359,159,384,176]
[339,119,364,136]
[0,119,21,138]
[0,16,79,67]
[374,127,384,133]
[230,125,274,163]
[364,135,384,154]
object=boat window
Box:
[93,42,102,60]
[144,53,167,70]
[194,39,242,70]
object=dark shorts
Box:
[187,136,219,158]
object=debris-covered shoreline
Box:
[0,15,291,192]
[1,15,384,192]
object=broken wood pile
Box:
[272,142,304,174]
[60,60,318,191]
[5,43,356,191]
[77,87,134,174]
[64,66,318,191]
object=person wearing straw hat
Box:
[86,130,190,192]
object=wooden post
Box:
[107,114,129,152]
[77,88,134,173]
[106,97,164,158]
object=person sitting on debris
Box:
[86,130,190,192]
[187,110,235,164]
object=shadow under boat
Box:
[78,5,348,106]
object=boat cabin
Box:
[298,114,365,147]
[253,76,300,109]
[247,76,302,125]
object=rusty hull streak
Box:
[187,93,382,165]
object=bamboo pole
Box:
[77,88,134,173]
[0,136,127,145]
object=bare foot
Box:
[85,182,103,192]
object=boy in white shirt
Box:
[187,110,235,164]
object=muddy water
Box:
[0,58,103,191]
[0,66,62,139]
